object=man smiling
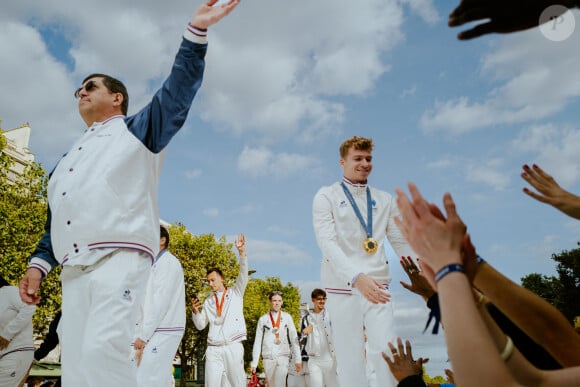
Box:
[312,135,418,387]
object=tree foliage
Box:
[0,131,61,336]
[521,243,580,323]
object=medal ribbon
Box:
[269,311,281,340]
[341,182,373,239]
[214,288,228,317]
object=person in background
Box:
[1,276,36,387]
[251,291,302,387]
[191,233,248,387]
[134,226,185,387]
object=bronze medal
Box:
[274,338,281,345]
[363,237,378,254]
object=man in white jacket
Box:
[191,233,248,387]
[301,288,338,387]
[0,276,36,387]
[251,291,302,387]
[134,226,185,387]
[312,136,417,387]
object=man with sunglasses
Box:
[18,1,240,386]
[301,288,338,387]
[251,291,302,387]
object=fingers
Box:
[457,21,497,40]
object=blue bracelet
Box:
[435,263,465,282]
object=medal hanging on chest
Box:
[341,182,378,254]
[214,288,228,325]
[269,311,282,345]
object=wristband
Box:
[435,263,464,283]
[476,255,485,265]
[500,336,514,361]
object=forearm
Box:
[438,273,515,387]
[475,263,580,366]
[478,301,544,386]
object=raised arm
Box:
[232,233,249,295]
[521,164,580,220]
[474,262,580,367]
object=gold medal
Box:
[363,237,378,254]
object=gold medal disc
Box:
[363,237,378,254]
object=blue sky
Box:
[2,0,580,377]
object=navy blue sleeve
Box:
[29,204,60,271]
[125,37,207,153]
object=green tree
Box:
[0,131,61,336]
[521,243,580,323]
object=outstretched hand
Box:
[191,0,240,30]
[235,233,246,256]
[19,268,43,305]
[399,256,435,301]
[382,337,428,382]
[448,0,575,40]
[521,164,580,220]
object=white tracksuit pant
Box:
[60,249,150,387]
[205,342,246,387]
[136,332,182,387]
[263,355,290,387]
[0,350,33,387]
[326,292,397,387]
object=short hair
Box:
[339,136,374,158]
[269,290,283,300]
[311,288,326,299]
[0,275,8,288]
[207,268,224,279]
[82,73,129,115]
[160,226,170,248]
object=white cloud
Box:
[184,168,203,179]
[465,158,510,191]
[400,0,441,25]
[249,239,311,265]
[237,146,320,178]
[202,208,220,217]
[420,17,580,134]
[512,123,580,186]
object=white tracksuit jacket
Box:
[136,249,186,341]
[251,311,301,368]
[192,254,248,345]
[313,178,416,292]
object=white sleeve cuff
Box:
[184,23,208,45]
[29,258,52,278]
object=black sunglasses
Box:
[74,80,97,98]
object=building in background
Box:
[1,122,35,183]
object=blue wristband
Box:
[435,263,464,282]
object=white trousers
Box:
[60,250,150,387]
[326,293,397,387]
[307,356,338,387]
[205,342,246,387]
[263,355,289,387]
[287,360,308,387]
[136,333,182,387]
[0,350,33,387]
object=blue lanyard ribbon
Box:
[341,182,373,238]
